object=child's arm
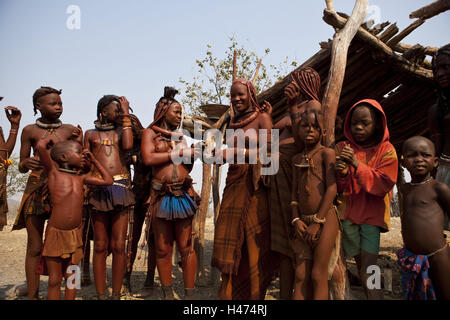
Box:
[4,106,21,155]
[118,96,133,152]
[340,144,398,197]
[291,157,307,238]
[18,126,42,173]
[435,182,450,220]
[35,136,57,173]
[304,148,338,243]
[334,143,351,193]
[82,150,113,186]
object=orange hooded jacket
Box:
[336,99,398,232]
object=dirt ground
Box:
[0,203,433,301]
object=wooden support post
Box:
[322,0,369,148]
[322,0,368,301]
[194,162,212,285]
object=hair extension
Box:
[291,67,321,102]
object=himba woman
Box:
[141,87,200,300]
[84,95,135,300]
[211,78,277,300]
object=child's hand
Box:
[46,136,57,148]
[284,81,300,106]
[117,96,130,115]
[82,149,94,160]
[22,156,42,171]
[340,144,359,169]
[5,106,21,127]
[293,219,307,239]
[71,125,83,140]
[304,223,321,244]
[335,156,349,177]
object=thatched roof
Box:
[257,7,445,148]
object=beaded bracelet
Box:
[10,129,18,135]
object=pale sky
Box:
[1,0,447,195]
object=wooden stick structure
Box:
[409,0,450,19]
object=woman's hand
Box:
[260,100,272,115]
[117,96,130,115]
[284,81,301,106]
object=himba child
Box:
[13,86,82,300]
[290,109,339,300]
[141,87,200,300]
[335,99,398,299]
[36,136,113,300]
[268,67,322,299]
[84,95,135,300]
[0,98,22,231]
[123,113,157,296]
[428,43,450,231]
[397,136,450,300]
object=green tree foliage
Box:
[179,36,298,116]
[6,154,29,197]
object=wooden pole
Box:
[322,0,368,301]
[194,162,212,285]
[230,50,238,119]
[322,0,369,147]
[252,59,262,85]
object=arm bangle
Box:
[312,214,326,224]
[290,201,299,206]
[291,217,300,225]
